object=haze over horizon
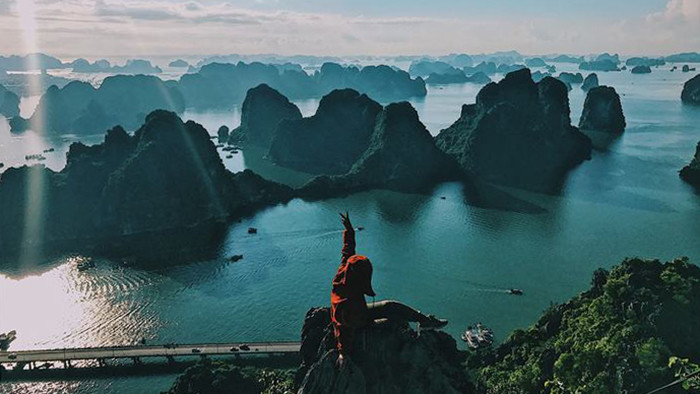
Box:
[0,0,698,60]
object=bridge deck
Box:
[0,342,301,364]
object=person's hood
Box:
[347,254,376,297]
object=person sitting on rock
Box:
[331,212,448,364]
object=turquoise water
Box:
[1,64,700,393]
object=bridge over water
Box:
[0,341,301,375]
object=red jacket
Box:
[330,227,375,354]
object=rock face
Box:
[268,89,382,175]
[0,83,20,118]
[0,110,293,254]
[435,68,592,192]
[525,58,547,68]
[581,73,599,92]
[579,86,626,134]
[301,102,461,195]
[10,75,185,134]
[631,65,652,74]
[665,52,700,63]
[463,62,497,76]
[229,84,303,148]
[296,308,470,394]
[681,74,700,105]
[680,141,700,186]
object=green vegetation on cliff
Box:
[471,257,700,394]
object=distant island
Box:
[10,75,184,134]
[169,59,189,68]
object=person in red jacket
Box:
[331,212,447,363]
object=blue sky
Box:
[0,0,697,59]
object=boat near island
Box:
[0,330,17,350]
[461,323,494,350]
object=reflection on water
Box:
[1,63,700,393]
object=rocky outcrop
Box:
[557,72,583,85]
[10,75,185,134]
[525,58,547,68]
[496,64,526,74]
[169,59,189,68]
[463,62,497,76]
[301,102,461,196]
[409,60,457,77]
[682,65,697,73]
[111,59,162,74]
[268,89,382,175]
[466,72,492,84]
[217,125,229,141]
[228,84,302,148]
[581,73,599,92]
[435,68,592,192]
[680,141,700,187]
[681,74,700,105]
[631,65,652,74]
[0,110,293,254]
[0,83,20,118]
[296,308,470,394]
[579,86,626,134]
[71,58,111,73]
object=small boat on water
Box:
[72,256,95,271]
[509,288,524,295]
[0,330,17,350]
[461,323,494,350]
[248,227,258,234]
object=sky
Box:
[0,0,698,60]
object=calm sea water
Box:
[1,64,700,393]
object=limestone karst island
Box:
[1,0,700,393]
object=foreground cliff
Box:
[0,110,292,255]
[471,257,700,394]
[167,307,470,394]
[435,68,592,193]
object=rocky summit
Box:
[296,308,470,394]
[301,102,461,196]
[579,86,626,134]
[268,89,382,175]
[435,68,592,193]
[228,84,302,148]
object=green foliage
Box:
[669,356,700,391]
[472,257,700,393]
[166,358,295,394]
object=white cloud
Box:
[0,0,697,59]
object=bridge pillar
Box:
[97,358,106,367]
[62,360,73,369]
[131,357,142,365]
